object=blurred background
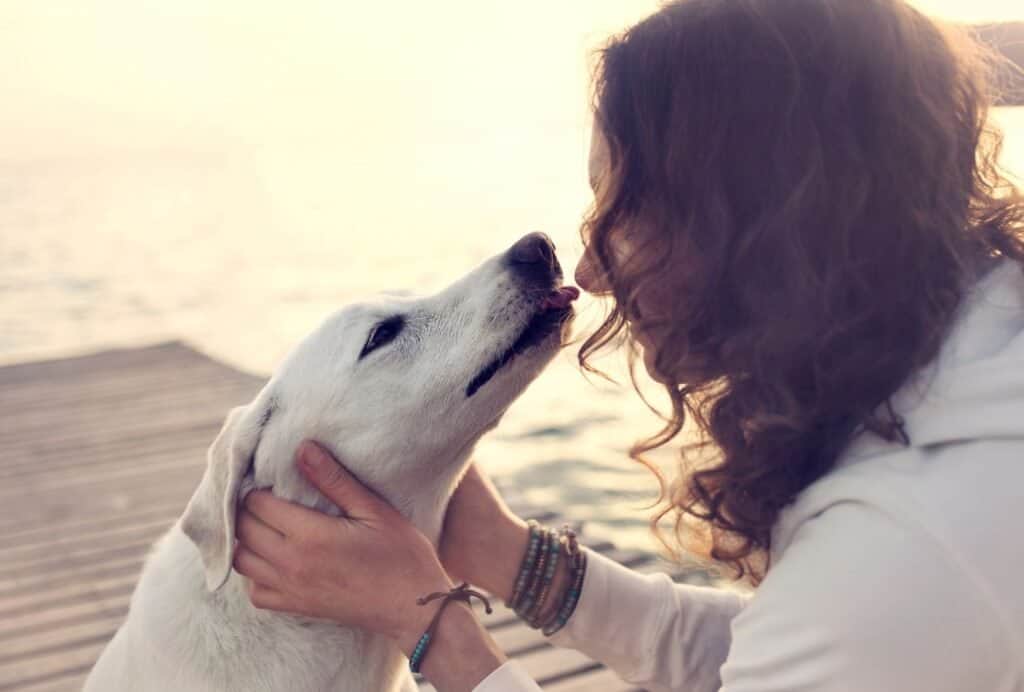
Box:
[1,0,1022,554]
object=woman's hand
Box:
[438,463,531,602]
[234,442,511,691]
[233,440,453,653]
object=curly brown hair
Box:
[579,0,1024,584]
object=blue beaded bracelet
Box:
[409,632,431,673]
[524,529,562,626]
[541,529,587,636]
[507,520,543,610]
[516,528,553,617]
[409,583,493,674]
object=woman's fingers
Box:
[248,582,289,612]
[236,508,287,555]
[244,489,325,536]
[295,441,390,521]
[233,544,282,588]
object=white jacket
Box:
[477,258,1024,692]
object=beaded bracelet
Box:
[523,529,561,627]
[505,521,589,634]
[516,528,554,619]
[507,520,544,610]
[542,527,587,636]
[408,633,431,673]
[409,582,492,673]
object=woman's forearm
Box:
[414,515,572,691]
[399,601,508,692]
[460,513,530,601]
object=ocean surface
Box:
[1,1,1020,555]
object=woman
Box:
[234,0,1024,690]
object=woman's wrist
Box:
[459,511,531,602]
[393,571,457,656]
[459,514,574,623]
[409,601,507,692]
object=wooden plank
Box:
[0,406,249,460]
[2,517,173,570]
[4,675,86,692]
[0,553,144,600]
[0,613,125,668]
[0,342,206,386]
[0,599,128,643]
[0,431,216,480]
[0,421,220,473]
[0,640,105,691]
[0,534,163,584]
[0,457,206,507]
[0,360,241,406]
[544,666,640,691]
[0,466,200,521]
[0,599,117,643]
[0,503,182,552]
[0,393,248,456]
[0,368,253,416]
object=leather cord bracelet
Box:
[409,582,492,674]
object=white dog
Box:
[84,233,579,692]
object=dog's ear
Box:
[181,405,260,592]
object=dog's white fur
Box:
[84,240,572,692]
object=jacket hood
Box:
[839,258,1024,465]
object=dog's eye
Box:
[359,316,404,359]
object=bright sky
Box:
[0,1,1019,159]
[914,0,1022,21]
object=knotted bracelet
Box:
[409,582,493,674]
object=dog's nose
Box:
[507,232,556,267]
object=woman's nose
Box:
[575,251,611,295]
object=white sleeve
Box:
[473,660,542,692]
[478,497,1009,692]
[547,548,750,691]
[719,501,1009,692]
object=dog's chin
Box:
[465,305,575,399]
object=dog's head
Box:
[182,233,578,590]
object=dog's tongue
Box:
[542,286,581,310]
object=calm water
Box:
[1,0,1020,554]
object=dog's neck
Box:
[362,441,478,547]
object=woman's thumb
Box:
[296,440,379,517]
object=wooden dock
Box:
[0,342,690,691]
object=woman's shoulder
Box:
[725,492,1021,690]
[749,438,1019,687]
[724,477,1022,690]
[774,438,1023,596]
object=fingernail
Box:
[299,441,327,472]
